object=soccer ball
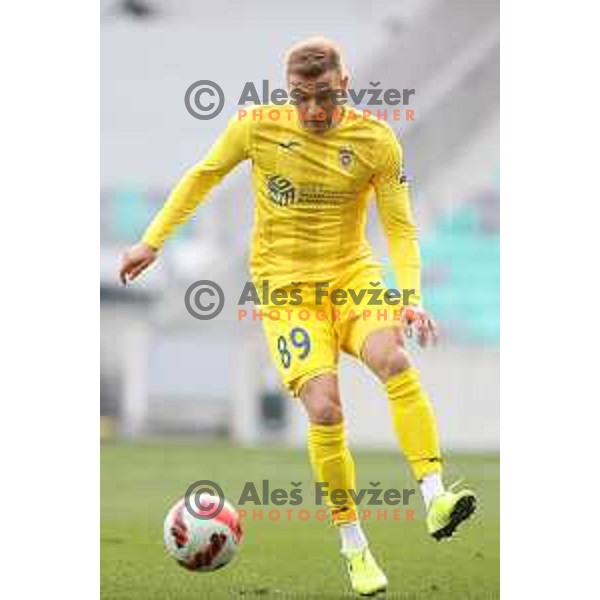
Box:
[163,494,243,571]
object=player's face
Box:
[288,70,348,132]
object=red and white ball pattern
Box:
[163,495,243,571]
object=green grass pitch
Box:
[101,442,499,599]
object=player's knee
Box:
[300,375,343,425]
[370,346,411,382]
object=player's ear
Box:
[339,74,349,91]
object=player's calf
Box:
[360,326,477,539]
[301,374,356,524]
[300,373,387,593]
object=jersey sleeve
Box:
[142,115,252,250]
[372,125,422,306]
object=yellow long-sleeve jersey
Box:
[142,104,421,303]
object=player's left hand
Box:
[402,306,439,347]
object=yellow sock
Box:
[386,367,442,481]
[308,422,357,524]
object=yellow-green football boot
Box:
[342,546,388,596]
[427,487,477,540]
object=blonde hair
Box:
[284,36,346,78]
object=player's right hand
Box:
[119,242,157,285]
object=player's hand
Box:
[119,242,157,285]
[402,305,439,347]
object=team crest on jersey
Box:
[266,175,296,206]
[339,147,355,170]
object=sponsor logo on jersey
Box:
[266,175,296,206]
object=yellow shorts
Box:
[260,264,406,395]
